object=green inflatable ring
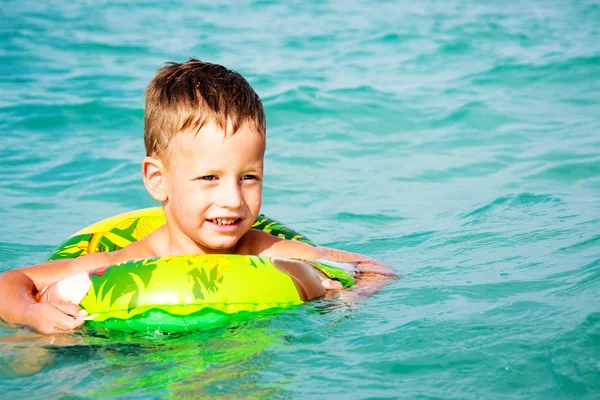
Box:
[40,207,354,333]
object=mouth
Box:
[206,217,242,226]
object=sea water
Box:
[1,0,599,398]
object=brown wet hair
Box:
[144,58,266,164]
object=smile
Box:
[207,218,241,226]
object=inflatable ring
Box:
[40,208,355,333]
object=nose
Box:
[216,179,244,210]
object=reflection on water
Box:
[0,329,64,377]
[0,300,360,398]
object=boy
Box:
[0,59,395,334]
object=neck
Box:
[154,225,237,257]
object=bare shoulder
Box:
[240,229,325,259]
[115,236,157,261]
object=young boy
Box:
[0,59,395,335]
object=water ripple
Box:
[2,0,600,398]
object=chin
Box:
[204,239,239,252]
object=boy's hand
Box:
[321,278,343,291]
[24,301,87,334]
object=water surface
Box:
[1,0,599,398]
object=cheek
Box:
[172,185,209,214]
[243,186,262,207]
[251,188,262,208]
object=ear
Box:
[142,156,168,202]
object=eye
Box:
[198,175,217,181]
[242,175,260,181]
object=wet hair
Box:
[144,58,266,162]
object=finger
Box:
[321,279,343,291]
[49,300,88,318]
[35,317,79,335]
[25,303,82,335]
[313,269,343,291]
[51,312,85,332]
[45,302,86,332]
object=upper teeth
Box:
[212,218,237,225]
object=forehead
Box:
[168,121,265,167]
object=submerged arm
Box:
[252,230,398,293]
[315,246,399,295]
[316,246,397,275]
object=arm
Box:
[0,269,87,334]
[0,250,128,334]
[315,246,399,296]
[251,230,398,293]
[316,246,397,276]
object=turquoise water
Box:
[1,0,599,398]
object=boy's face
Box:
[161,121,265,254]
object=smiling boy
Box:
[0,59,395,334]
